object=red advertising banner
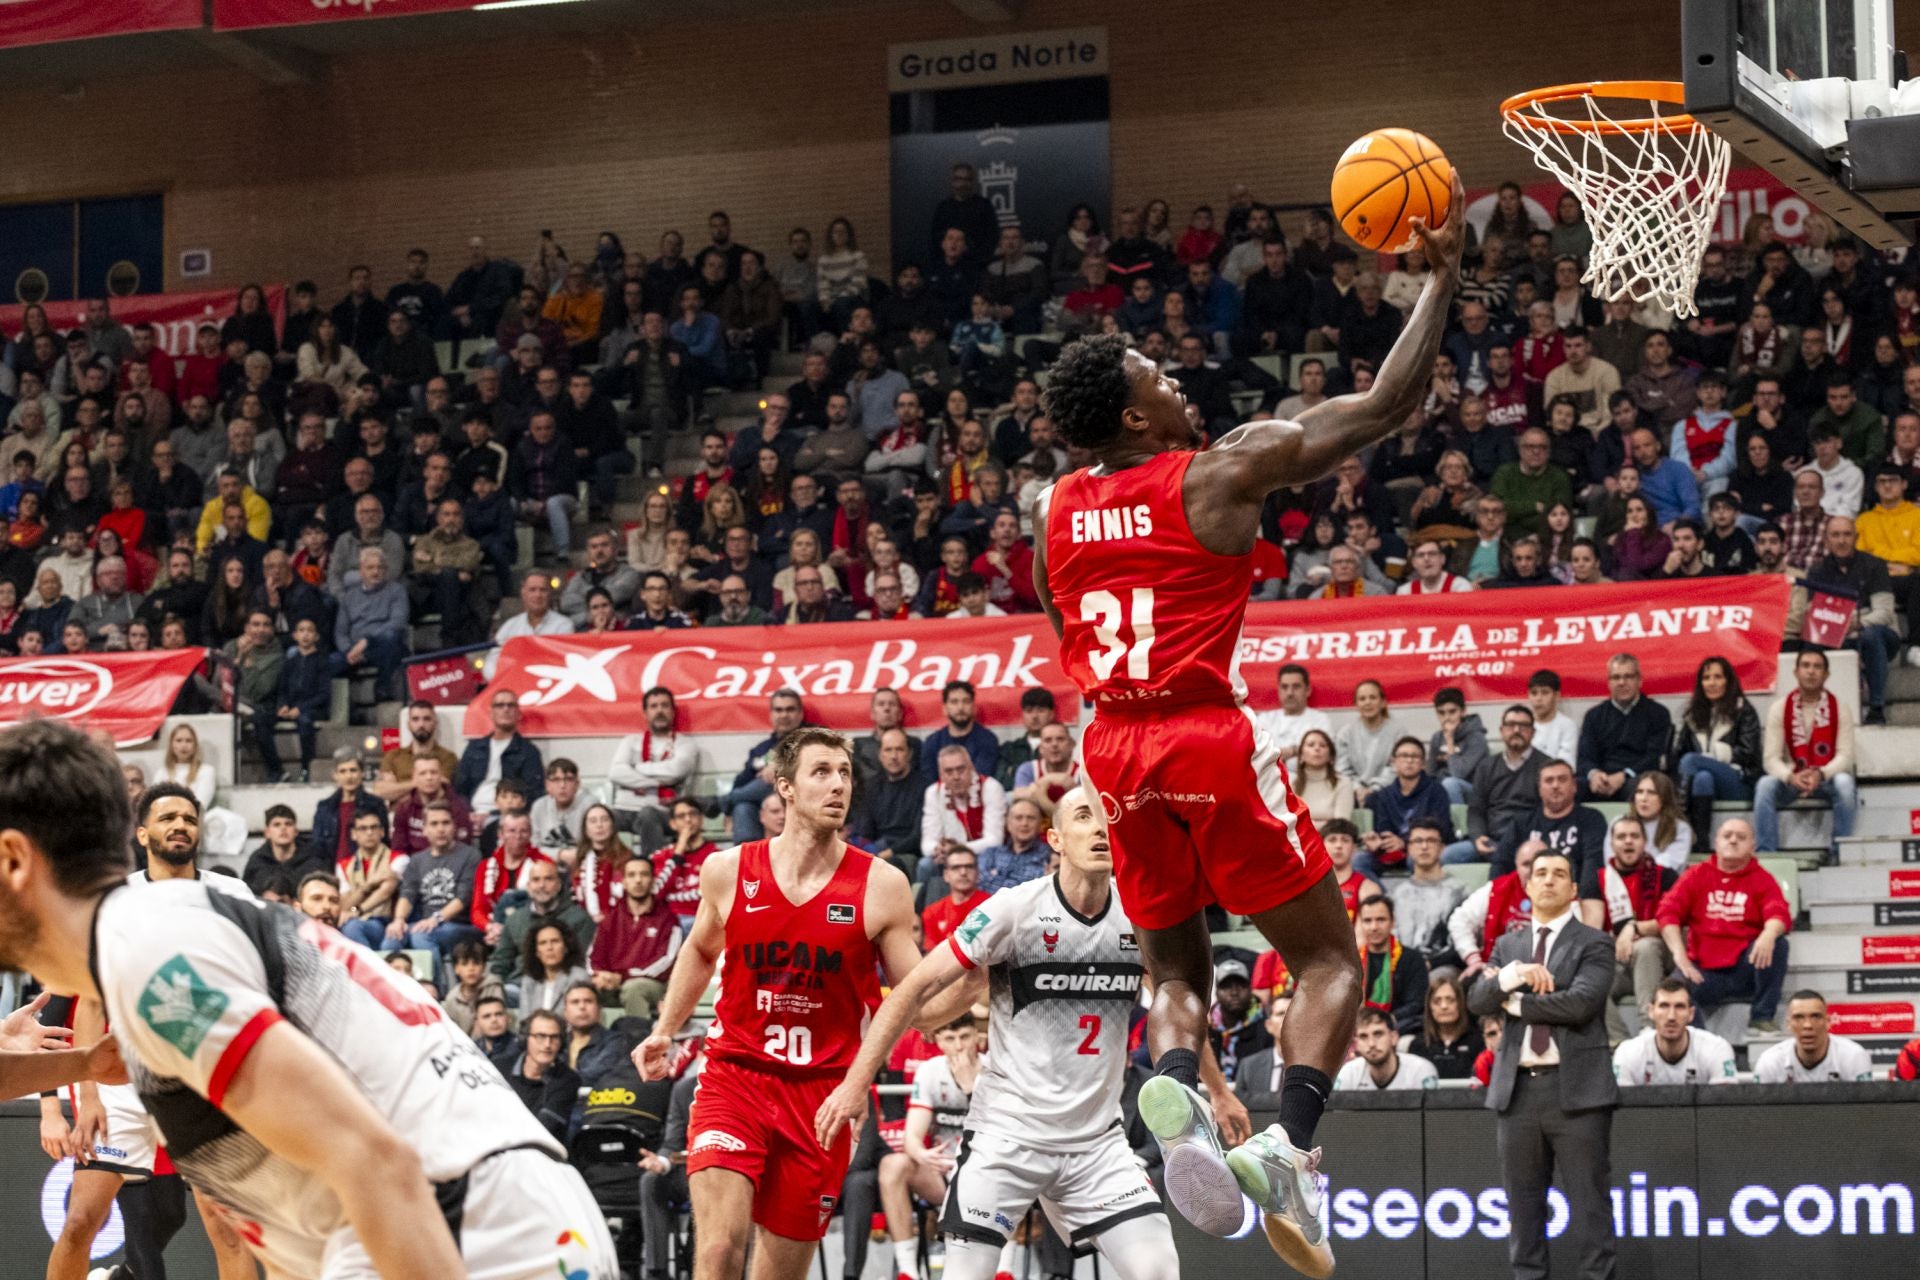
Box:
[0,0,200,51]
[472,617,1075,738]
[1862,936,1920,966]
[213,0,481,31]
[0,286,285,359]
[1235,576,1788,706]
[1828,1003,1917,1036]
[0,650,205,747]
[1891,871,1920,900]
[475,576,1786,737]
[406,650,486,707]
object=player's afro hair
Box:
[1042,333,1134,450]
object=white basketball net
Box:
[1502,92,1731,318]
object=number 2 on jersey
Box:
[1082,588,1154,680]
[1077,1014,1101,1055]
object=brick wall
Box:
[0,0,1715,294]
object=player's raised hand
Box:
[633,1032,673,1082]
[0,992,73,1054]
[1411,172,1468,280]
[813,1077,868,1151]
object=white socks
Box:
[894,1239,920,1276]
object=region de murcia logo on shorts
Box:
[1042,928,1059,954]
[691,1130,747,1154]
[827,903,856,924]
[817,1195,837,1229]
[744,879,760,899]
[1097,791,1122,825]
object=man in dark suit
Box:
[1233,996,1290,1112]
[1468,849,1618,1280]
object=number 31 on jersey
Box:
[1082,588,1155,680]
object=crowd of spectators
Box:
[15,174,1919,1272]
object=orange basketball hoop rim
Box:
[1499,80,1702,136]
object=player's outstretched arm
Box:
[633,848,737,1081]
[1206,173,1467,502]
[0,1041,122,1099]
[0,992,121,1097]
[219,1019,465,1278]
[812,936,972,1150]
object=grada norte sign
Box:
[888,27,1107,92]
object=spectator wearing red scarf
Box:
[1357,892,1428,1034]
[1578,817,1679,1042]
[649,797,719,924]
[470,813,554,932]
[971,510,1035,612]
[588,854,683,1020]
[914,536,972,618]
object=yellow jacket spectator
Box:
[542,264,604,353]
[194,471,271,553]
[1855,466,1920,568]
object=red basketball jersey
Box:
[1045,450,1254,710]
[706,839,882,1075]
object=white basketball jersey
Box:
[946,875,1142,1150]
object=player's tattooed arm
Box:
[812,931,973,1150]
[1205,173,1468,501]
[633,848,739,1082]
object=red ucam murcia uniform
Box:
[1043,449,1329,929]
[686,839,884,1240]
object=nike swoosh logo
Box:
[744,904,771,913]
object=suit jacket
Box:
[1467,915,1618,1115]
[1234,1048,1285,1112]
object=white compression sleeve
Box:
[1090,1212,1182,1280]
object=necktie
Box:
[1529,927,1553,1056]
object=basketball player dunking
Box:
[1032,175,1466,1276]
[634,728,923,1280]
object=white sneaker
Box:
[1905,648,1920,668]
[1227,1125,1336,1278]
[1136,1075,1248,1236]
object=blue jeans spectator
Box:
[524,494,580,554]
[1753,772,1856,855]
[1441,838,1486,865]
[726,778,773,842]
[329,634,407,699]
[1842,624,1898,712]
[1439,776,1473,806]
[1683,936,1790,1024]
[1677,753,1750,803]
[340,916,389,950]
[384,918,484,968]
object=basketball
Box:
[1330,127,1453,253]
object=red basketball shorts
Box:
[686,1057,851,1241]
[1080,702,1331,930]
